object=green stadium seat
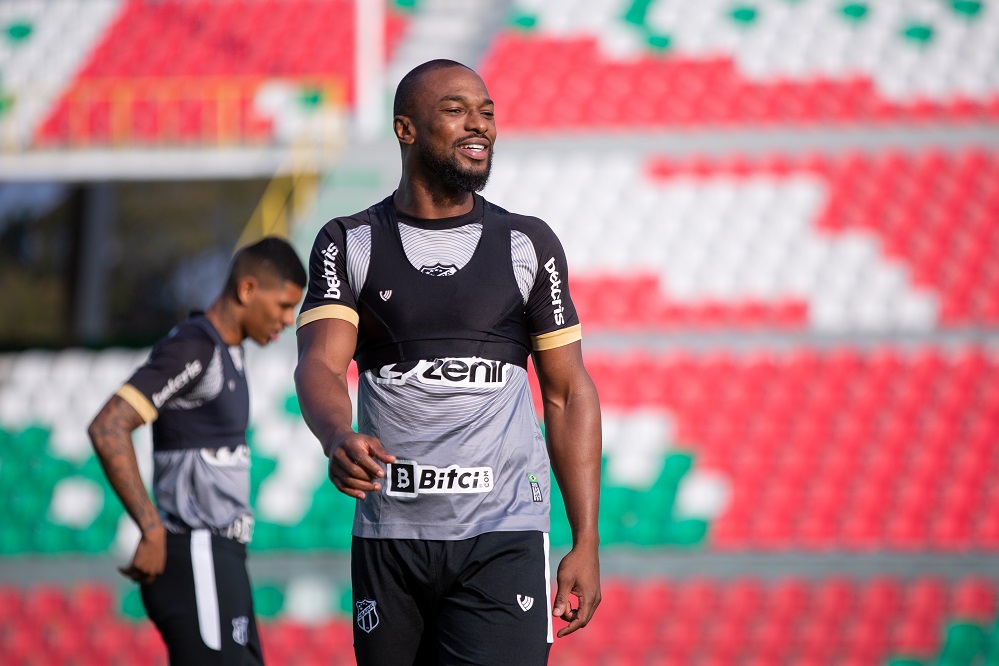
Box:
[249,522,281,552]
[548,482,571,546]
[282,393,301,416]
[284,523,323,552]
[939,622,988,665]
[30,526,75,554]
[71,524,114,554]
[120,587,146,622]
[249,455,278,505]
[0,519,29,553]
[665,519,709,547]
[9,487,48,522]
[252,583,285,619]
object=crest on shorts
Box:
[356,599,380,633]
[517,595,534,612]
[232,616,249,645]
[420,263,458,277]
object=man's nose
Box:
[466,110,489,134]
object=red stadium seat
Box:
[36,0,411,147]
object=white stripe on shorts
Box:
[191,529,221,651]
[544,532,553,643]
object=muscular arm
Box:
[87,395,165,583]
[534,341,602,637]
[295,319,395,499]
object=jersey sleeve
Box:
[116,328,216,423]
[297,220,360,330]
[521,218,582,351]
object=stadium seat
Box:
[32,0,411,148]
[550,576,999,665]
[483,1,999,130]
[484,148,999,332]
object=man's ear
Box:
[236,276,258,306]
[394,115,415,145]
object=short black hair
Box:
[225,236,306,296]
[393,59,472,118]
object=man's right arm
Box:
[87,395,165,583]
[295,318,395,499]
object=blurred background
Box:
[1,0,998,664]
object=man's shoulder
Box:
[153,317,217,356]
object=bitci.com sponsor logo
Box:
[386,460,494,497]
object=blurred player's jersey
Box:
[298,194,581,540]
[116,314,253,543]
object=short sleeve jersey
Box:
[298,194,581,540]
[115,314,254,543]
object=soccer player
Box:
[88,237,306,665]
[295,59,602,664]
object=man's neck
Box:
[204,298,243,346]
[393,177,475,219]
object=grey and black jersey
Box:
[116,314,254,543]
[298,194,581,540]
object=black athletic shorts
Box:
[351,530,552,666]
[141,530,264,665]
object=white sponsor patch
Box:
[322,242,342,299]
[386,460,494,497]
[544,257,566,326]
[151,359,203,408]
[373,357,508,387]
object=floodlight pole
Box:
[356,0,385,142]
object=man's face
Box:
[242,279,304,346]
[413,67,496,193]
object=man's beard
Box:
[419,139,493,193]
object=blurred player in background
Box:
[295,59,602,664]
[88,237,306,665]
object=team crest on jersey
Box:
[356,599,379,633]
[232,616,249,645]
[386,460,494,497]
[374,357,508,387]
[420,262,458,277]
[379,290,392,301]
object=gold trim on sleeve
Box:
[531,324,582,351]
[296,304,360,330]
[115,384,158,423]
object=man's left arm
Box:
[534,340,602,638]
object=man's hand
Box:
[328,432,396,500]
[551,544,601,638]
[118,524,167,585]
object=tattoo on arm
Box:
[88,395,162,533]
